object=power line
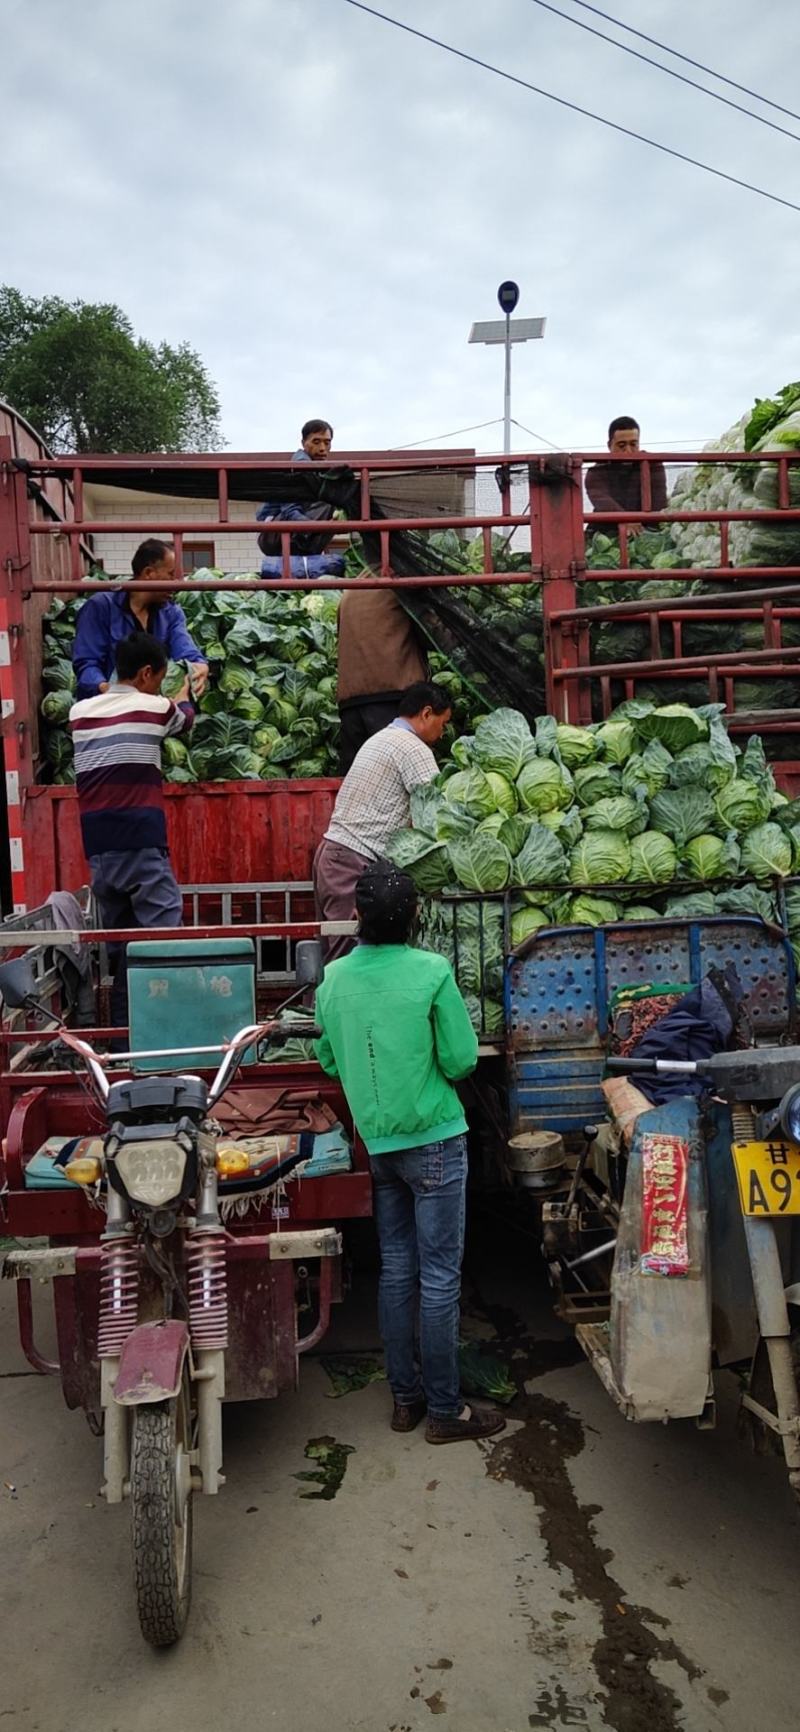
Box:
[510,419,561,450]
[569,0,800,126]
[392,417,504,448]
[527,0,800,145]
[342,1,800,215]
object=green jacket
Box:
[314,944,479,1155]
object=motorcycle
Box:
[0,940,345,1646]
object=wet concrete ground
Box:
[1,1214,798,1732]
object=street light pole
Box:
[468,283,545,457]
[503,310,512,455]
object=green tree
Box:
[0,286,222,452]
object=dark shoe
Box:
[391,1397,427,1433]
[425,1406,507,1445]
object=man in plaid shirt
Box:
[313,682,451,960]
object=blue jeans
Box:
[90,848,183,1027]
[370,1134,467,1420]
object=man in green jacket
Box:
[314,861,506,1446]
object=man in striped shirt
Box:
[69,633,194,1025]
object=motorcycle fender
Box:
[113,1319,190,1406]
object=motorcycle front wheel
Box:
[130,1376,193,1646]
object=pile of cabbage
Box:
[38,574,473,784]
[385,700,800,1034]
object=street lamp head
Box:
[497,280,520,315]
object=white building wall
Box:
[86,492,262,575]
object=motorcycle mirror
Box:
[0,955,40,1011]
[295,940,323,990]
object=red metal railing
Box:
[3,438,800,908]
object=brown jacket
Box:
[336,585,428,706]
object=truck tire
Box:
[131,1390,192,1647]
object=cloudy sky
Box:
[4,0,799,456]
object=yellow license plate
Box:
[731,1138,800,1215]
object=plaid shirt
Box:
[325,724,438,857]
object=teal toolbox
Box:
[126,939,256,1073]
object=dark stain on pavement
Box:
[469,1285,702,1732]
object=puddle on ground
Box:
[294,1435,355,1500]
[468,1282,703,1732]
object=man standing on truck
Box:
[69,633,194,1026]
[256,418,339,559]
[313,681,451,961]
[585,417,667,533]
[72,539,209,700]
[314,860,505,1445]
[336,576,429,774]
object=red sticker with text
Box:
[640,1131,690,1276]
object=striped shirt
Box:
[324,724,438,858]
[69,686,193,859]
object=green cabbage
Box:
[40,689,73,724]
[443,767,497,819]
[512,824,569,888]
[569,831,631,886]
[510,906,550,947]
[663,893,717,918]
[583,795,648,837]
[569,894,622,926]
[637,704,709,753]
[649,787,715,848]
[554,724,597,767]
[516,758,573,814]
[447,834,513,891]
[683,833,741,882]
[739,822,793,879]
[713,778,772,834]
[715,885,777,919]
[538,805,584,846]
[573,763,622,807]
[473,708,535,779]
[594,719,635,764]
[485,770,518,816]
[621,741,672,799]
[628,831,678,884]
[384,830,451,892]
[623,904,661,921]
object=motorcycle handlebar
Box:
[606,1056,705,1077]
[52,1020,322,1110]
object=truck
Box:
[5,404,800,1555]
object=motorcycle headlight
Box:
[779,1083,800,1144]
[114,1139,188,1208]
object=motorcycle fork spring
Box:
[186,1231,229,1350]
[97,1236,139,1358]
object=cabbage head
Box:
[716,884,777,919]
[473,708,535,779]
[663,892,717,918]
[669,731,737,794]
[683,833,741,882]
[511,824,569,889]
[739,822,793,879]
[498,813,537,856]
[621,740,672,799]
[573,763,622,807]
[538,805,584,846]
[569,831,631,886]
[584,794,648,837]
[485,770,518,816]
[385,829,451,893]
[443,767,497,819]
[510,906,550,947]
[554,724,597,768]
[713,778,772,834]
[41,689,73,725]
[628,831,678,884]
[569,894,622,926]
[517,758,573,814]
[478,813,507,837]
[637,704,709,753]
[649,787,715,848]
[447,834,513,891]
[594,719,635,764]
[623,904,661,921]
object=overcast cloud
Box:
[3,0,799,455]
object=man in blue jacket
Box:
[256,418,339,562]
[72,539,209,701]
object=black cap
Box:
[355,859,417,922]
